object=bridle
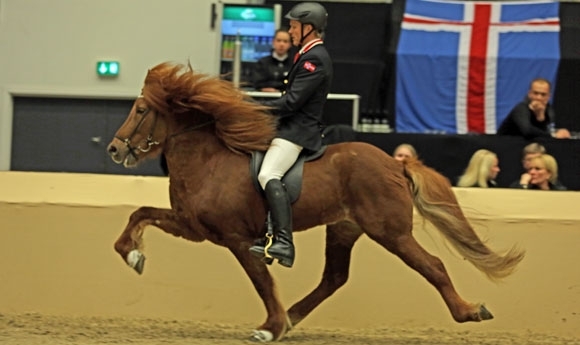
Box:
[115,107,160,157]
[115,103,216,159]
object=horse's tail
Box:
[402,158,525,282]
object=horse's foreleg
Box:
[383,233,492,322]
[114,206,200,274]
[287,222,362,327]
[228,245,289,342]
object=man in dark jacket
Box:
[497,78,570,140]
[249,2,333,268]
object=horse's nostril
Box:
[108,145,117,154]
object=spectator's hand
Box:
[553,128,571,139]
[529,100,546,116]
[520,173,531,185]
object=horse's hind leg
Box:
[372,230,490,323]
[114,206,202,274]
[287,222,362,328]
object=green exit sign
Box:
[96,61,120,77]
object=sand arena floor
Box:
[1,312,580,345]
[1,172,580,344]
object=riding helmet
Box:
[284,2,328,32]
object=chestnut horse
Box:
[107,62,524,342]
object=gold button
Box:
[283,80,288,84]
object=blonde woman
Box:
[393,143,418,161]
[515,154,567,190]
[457,149,500,188]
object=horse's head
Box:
[108,61,278,167]
[107,96,167,168]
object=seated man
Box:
[497,78,570,140]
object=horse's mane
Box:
[141,62,277,154]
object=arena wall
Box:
[0,171,579,338]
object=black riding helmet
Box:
[284,2,328,45]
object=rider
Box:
[249,2,333,268]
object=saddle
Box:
[250,146,327,203]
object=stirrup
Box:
[261,233,294,268]
[263,233,274,261]
[249,234,275,265]
[261,233,275,265]
[259,213,275,264]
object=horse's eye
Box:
[136,108,147,115]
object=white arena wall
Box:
[0,171,579,338]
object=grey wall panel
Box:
[11,97,165,176]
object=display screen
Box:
[220,4,277,63]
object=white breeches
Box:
[258,138,303,190]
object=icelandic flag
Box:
[395,0,560,134]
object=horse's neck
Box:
[166,112,217,147]
[167,126,221,152]
[163,131,241,201]
[164,125,227,173]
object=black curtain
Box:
[553,3,580,132]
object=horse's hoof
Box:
[250,329,274,342]
[127,249,146,275]
[479,304,494,320]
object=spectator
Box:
[509,142,545,188]
[456,149,500,188]
[252,29,294,92]
[508,143,566,189]
[512,154,567,190]
[497,78,571,140]
[393,143,417,161]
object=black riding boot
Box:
[249,179,295,268]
